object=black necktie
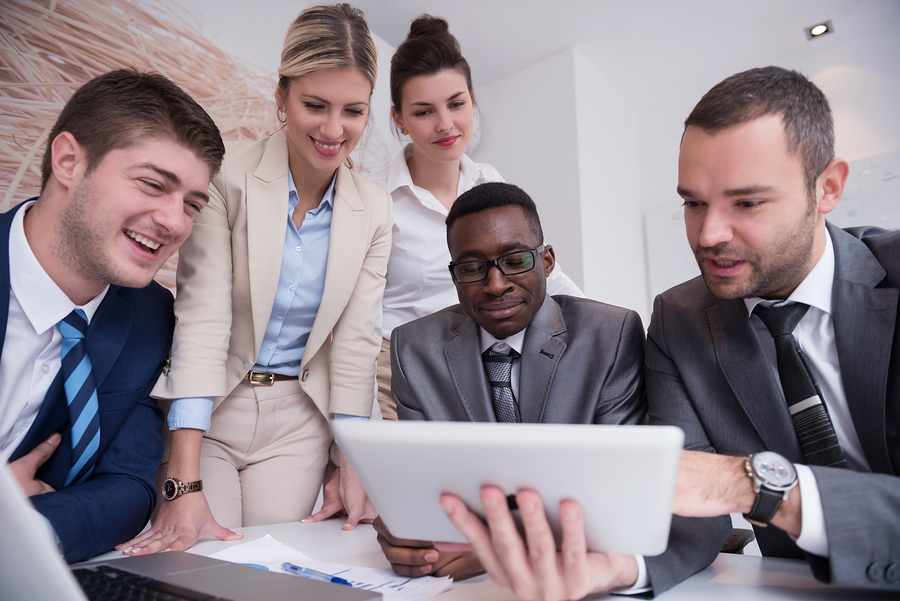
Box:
[482,345,521,423]
[754,303,847,468]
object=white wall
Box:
[472,49,649,319]
[472,50,585,291]
[573,51,647,319]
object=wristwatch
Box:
[743,451,797,527]
[162,477,203,501]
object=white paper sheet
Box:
[208,534,453,601]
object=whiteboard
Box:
[644,148,900,301]
[830,148,900,229]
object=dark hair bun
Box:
[408,15,450,39]
[389,14,472,109]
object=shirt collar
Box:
[9,202,108,335]
[743,227,835,316]
[287,169,337,213]
[384,144,417,194]
[386,143,484,198]
[479,325,528,356]
[457,152,482,195]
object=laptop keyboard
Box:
[72,565,228,601]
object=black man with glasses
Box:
[373,181,648,581]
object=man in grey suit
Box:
[440,66,900,598]
[376,182,650,582]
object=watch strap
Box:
[744,484,782,527]
[163,478,203,500]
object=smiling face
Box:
[277,67,371,178]
[393,68,474,167]
[448,205,554,339]
[678,114,827,300]
[51,136,211,299]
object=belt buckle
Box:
[247,370,275,386]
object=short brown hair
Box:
[390,15,473,111]
[684,66,834,200]
[40,69,224,191]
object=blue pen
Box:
[281,562,352,586]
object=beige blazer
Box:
[152,128,392,418]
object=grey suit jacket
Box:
[390,294,646,425]
[645,222,900,592]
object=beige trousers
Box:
[199,379,331,528]
[376,337,398,421]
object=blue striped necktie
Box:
[58,309,101,485]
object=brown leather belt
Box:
[243,370,299,386]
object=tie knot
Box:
[486,344,519,359]
[754,302,809,337]
[59,308,89,340]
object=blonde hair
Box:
[278,4,377,93]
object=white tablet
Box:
[332,421,684,556]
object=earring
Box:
[399,128,406,135]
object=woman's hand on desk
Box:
[373,516,484,579]
[303,449,377,530]
[438,487,638,600]
[116,491,243,555]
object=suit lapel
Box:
[829,223,897,474]
[12,372,70,488]
[444,314,495,422]
[246,129,291,354]
[519,296,567,423]
[0,207,14,357]
[85,286,133,387]
[709,299,804,461]
[304,166,371,364]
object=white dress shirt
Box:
[2,202,107,460]
[744,228,868,557]
[2,201,107,546]
[369,145,584,340]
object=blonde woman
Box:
[120,3,390,554]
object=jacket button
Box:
[867,562,885,582]
[301,369,309,382]
[886,564,900,582]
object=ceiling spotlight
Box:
[806,20,833,40]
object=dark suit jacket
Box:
[2,203,170,563]
[645,222,900,591]
[391,294,646,425]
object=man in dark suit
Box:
[1,69,224,562]
[377,182,654,582]
[440,66,899,598]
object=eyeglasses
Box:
[448,245,546,284]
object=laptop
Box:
[0,458,379,601]
[332,421,684,556]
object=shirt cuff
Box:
[612,555,650,595]
[333,413,369,421]
[792,464,829,556]
[168,397,214,432]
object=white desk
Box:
[93,521,895,600]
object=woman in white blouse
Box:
[369,15,583,416]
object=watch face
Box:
[163,479,178,499]
[752,451,797,488]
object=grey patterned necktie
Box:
[482,345,521,423]
[754,302,847,468]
